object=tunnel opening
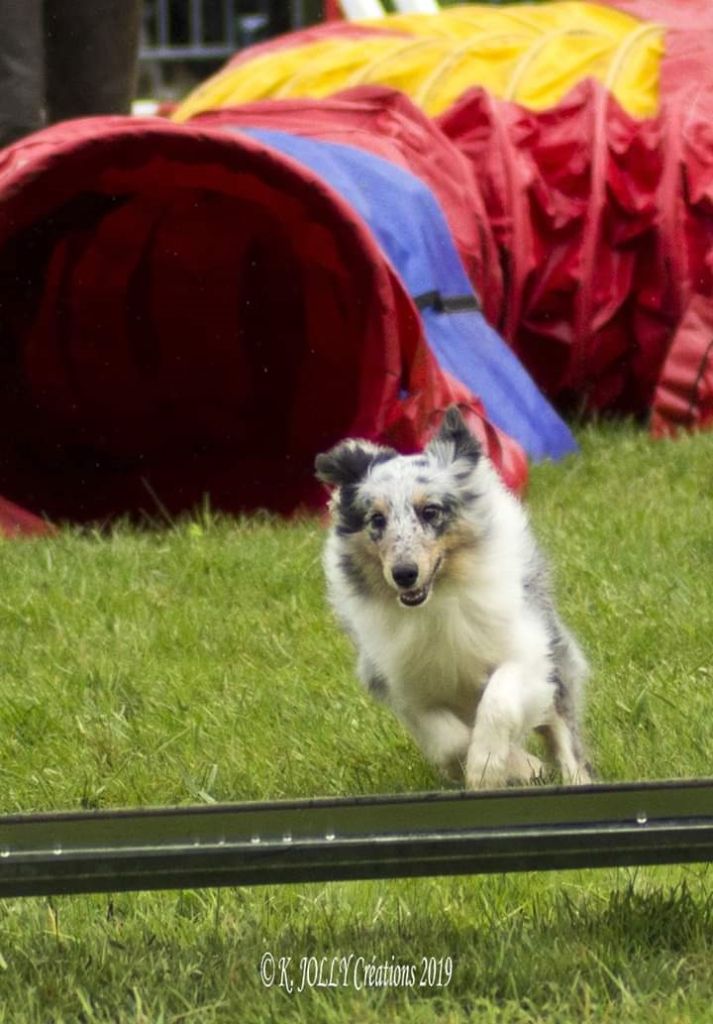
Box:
[0,126,405,522]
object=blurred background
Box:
[139,1,338,99]
[138,0,509,100]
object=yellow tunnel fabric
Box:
[173,2,664,123]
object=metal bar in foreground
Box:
[0,780,711,898]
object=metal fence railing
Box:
[141,0,263,62]
[139,0,318,58]
[138,2,319,96]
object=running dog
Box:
[315,406,592,789]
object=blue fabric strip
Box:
[233,127,577,460]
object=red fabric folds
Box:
[0,115,524,530]
[438,79,713,432]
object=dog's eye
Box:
[421,504,443,525]
[368,512,387,532]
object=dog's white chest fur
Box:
[345,576,515,712]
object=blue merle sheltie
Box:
[315,406,592,789]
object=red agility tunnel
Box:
[0,116,525,531]
[438,78,713,432]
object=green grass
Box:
[0,421,711,1022]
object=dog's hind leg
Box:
[543,625,592,784]
[539,676,592,784]
[539,715,591,784]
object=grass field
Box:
[0,421,711,1022]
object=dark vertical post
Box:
[0,0,44,146]
[44,0,142,122]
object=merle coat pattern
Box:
[315,407,591,789]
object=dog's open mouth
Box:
[398,586,429,608]
[397,558,442,608]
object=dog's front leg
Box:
[399,706,472,780]
[465,662,553,789]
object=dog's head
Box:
[315,407,486,608]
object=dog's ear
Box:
[428,406,482,467]
[315,441,398,488]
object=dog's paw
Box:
[562,764,593,786]
[465,745,546,790]
[505,747,545,784]
[464,749,509,790]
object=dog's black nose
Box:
[392,563,419,589]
